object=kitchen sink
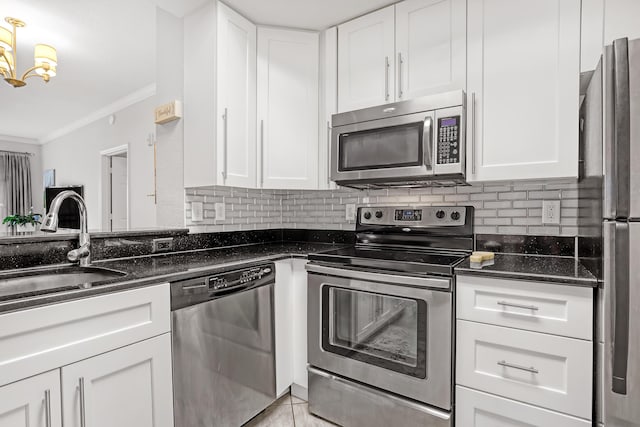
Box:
[0,266,127,300]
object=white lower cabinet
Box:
[62,334,173,427]
[456,276,594,424]
[0,284,173,427]
[0,370,62,427]
[456,386,591,427]
[274,258,309,400]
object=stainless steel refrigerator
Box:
[580,37,640,426]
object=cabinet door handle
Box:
[79,377,87,427]
[497,360,539,374]
[260,119,265,185]
[222,107,228,181]
[398,52,404,99]
[384,56,390,101]
[470,92,476,175]
[44,389,52,427]
[497,300,539,311]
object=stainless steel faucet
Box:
[40,190,91,266]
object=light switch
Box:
[215,202,226,221]
[191,202,204,222]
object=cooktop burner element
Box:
[309,205,474,277]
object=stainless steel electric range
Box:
[306,205,474,427]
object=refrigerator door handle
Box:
[612,222,630,395]
[613,38,631,218]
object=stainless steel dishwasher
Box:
[171,262,276,427]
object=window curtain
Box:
[0,152,33,222]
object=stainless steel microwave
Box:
[331,91,466,188]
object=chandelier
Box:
[0,17,57,88]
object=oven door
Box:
[331,111,436,184]
[307,265,452,410]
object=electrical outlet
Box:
[191,201,204,222]
[152,237,174,253]
[542,200,561,224]
[345,204,357,221]
[214,202,226,221]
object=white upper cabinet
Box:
[466,0,581,182]
[395,0,466,100]
[184,1,256,188]
[337,0,466,112]
[217,2,257,188]
[257,27,319,190]
[338,6,395,112]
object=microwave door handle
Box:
[423,116,434,170]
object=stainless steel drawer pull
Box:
[79,377,87,427]
[497,360,539,374]
[497,300,539,311]
[44,389,52,427]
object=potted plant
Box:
[3,208,42,233]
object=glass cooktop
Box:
[309,246,468,277]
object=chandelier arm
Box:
[1,51,16,78]
[20,65,43,81]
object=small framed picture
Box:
[43,169,55,188]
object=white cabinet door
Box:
[217,2,257,188]
[290,259,309,397]
[338,6,395,112]
[0,370,62,427]
[257,28,319,190]
[456,386,591,427]
[320,26,338,190]
[395,0,466,100]
[467,0,581,181]
[62,334,174,427]
[274,260,293,396]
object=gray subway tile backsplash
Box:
[185,179,581,236]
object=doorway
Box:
[100,145,129,231]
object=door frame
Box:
[99,144,129,231]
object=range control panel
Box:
[359,206,467,227]
[436,116,460,165]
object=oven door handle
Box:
[307,367,451,420]
[305,264,450,290]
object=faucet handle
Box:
[67,243,90,263]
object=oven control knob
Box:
[451,211,461,220]
[363,211,372,220]
[375,211,383,219]
[436,210,445,219]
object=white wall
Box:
[40,97,157,231]
[0,140,44,216]
[155,7,186,228]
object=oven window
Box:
[339,122,423,171]
[322,286,427,378]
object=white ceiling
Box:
[0,0,398,142]
[223,0,398,30]
[0,0,157,141]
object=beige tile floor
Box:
[244,393,337,427]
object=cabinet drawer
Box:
[0,283,169,387]
[456,386,591,427]
[456,320,592,419]
[457,275,593,339]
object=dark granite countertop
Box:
[0,242,344,314]
[455,253,598,287]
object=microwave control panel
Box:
[436,116,460,165]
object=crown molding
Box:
[39,83,157,144]
[0,134,40,145]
